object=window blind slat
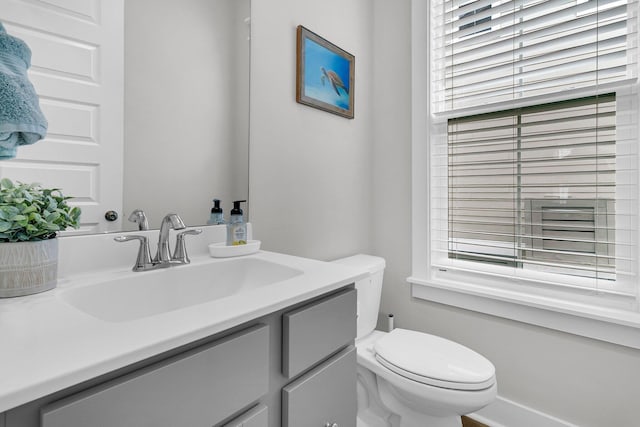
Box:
[444,0,626,47]
[440,52,626,102]
[434,70,631,111]
[436,1,626,54]
[444,38,627,89]
[439,22,628,76]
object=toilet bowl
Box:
[332,255,497,427]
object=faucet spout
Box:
[154,213,186,263]
[128,209,149,231]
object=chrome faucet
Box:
[154,213,186,264]
[115,213,202,272]
[128,209,149,231]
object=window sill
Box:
[408,276,640,349]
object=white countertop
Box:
[0,230,367,413]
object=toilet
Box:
[332,254,497,427]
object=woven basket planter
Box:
[0,239,58,298]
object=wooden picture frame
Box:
[296,25,355,119]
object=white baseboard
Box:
[470,395,579,427]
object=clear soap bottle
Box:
[207,199,225,225]
[226,200,247,245]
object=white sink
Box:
[60,257,303,322]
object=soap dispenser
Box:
[207,199,225,225]
[226,200,247,246]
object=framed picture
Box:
[296,25,355,119]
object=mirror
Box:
[0,0,250,234]
[123,0,250,231]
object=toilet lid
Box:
[374,329,495,391]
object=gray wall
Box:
[250,1,640,426]
[250,0,373,260]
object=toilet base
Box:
[357,364,463,427]
[357,364,396,427]
[378,375,463,427]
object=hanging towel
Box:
[0,22,47,160]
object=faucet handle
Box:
[114,235,153,271]
[172,228,203,264]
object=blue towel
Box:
[0,22,47,160]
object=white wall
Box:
[124,0,249,229]
[370,2,640,427]
[249,0,374,260]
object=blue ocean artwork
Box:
[303,38,351,110]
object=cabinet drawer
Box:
[41,324,269,427]
[283,288,356,378]
[223,404,268,427]
[282,346,356,427]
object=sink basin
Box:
[60,258,303,322]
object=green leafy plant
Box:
[0,178,81,242]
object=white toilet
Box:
[332,254,497,427]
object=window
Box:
[410,0,640,346]
[447,94,619,284]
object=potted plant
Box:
[0,178,81,297]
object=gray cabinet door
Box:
[223,404,268,427]
[283,288,356,378]
[282,347,356,427]
[41,324,269,427]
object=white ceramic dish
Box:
[208,240,261,258]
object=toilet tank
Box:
[331,254,386,340]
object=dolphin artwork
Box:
[320,67,349,96]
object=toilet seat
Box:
[374,329,495,391]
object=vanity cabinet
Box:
[3,285,356,427]
[283,347,356,427]
[282,288,357,427]
[283,287,357,378]
[41,324,269,427]
[223,404,268,427]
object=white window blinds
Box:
[429,0,639,298]
[446,95,623,282]
[432,0,638,114]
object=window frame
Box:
[409,0,640,349]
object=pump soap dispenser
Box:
[226,200,247,246]
[207,199,225,225]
